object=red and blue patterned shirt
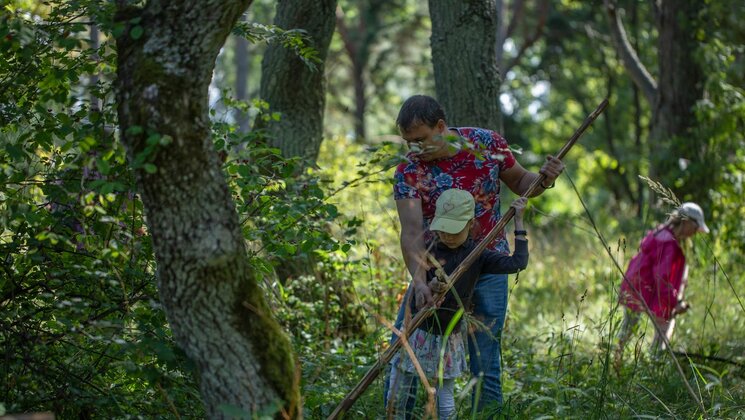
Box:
[393,127,516,254]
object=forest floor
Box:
[295,222,745,419]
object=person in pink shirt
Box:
[614,202,710,368]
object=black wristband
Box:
[514,230,527,236]
[541,180,555,189]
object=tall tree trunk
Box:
[336,0,395,142]
[631,1,645,218]
[89,23,100,112]
[352,52,367,141]
[605,0,706,202]
[114,2,300,418]
[648,0,705,199]
[257,0,338,165]
[429,0,501,129]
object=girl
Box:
[614,202,709,367]
[387,189,529,419]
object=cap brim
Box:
[430,218,468,234]
[698,223,710,233]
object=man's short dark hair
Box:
[396,95,447,131]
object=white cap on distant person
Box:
[677,202,710,233]
[430,189,475,234]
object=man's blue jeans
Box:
[384,273,508,414]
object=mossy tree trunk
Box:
[114,1,300,418]
[257,0,338,165]
[429,0,501,129]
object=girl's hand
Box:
[672,300,690,316]
[428,277,449,294]
[511,197,528,219]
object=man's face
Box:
[400,120,448,161]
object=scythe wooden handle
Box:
[326,98,608,420]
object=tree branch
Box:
[505,0,524,41]
[503,0,549,76]
[603,0,657,105]
[334,4,356,58]
[673,351,745,369]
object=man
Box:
[388,95,564,415]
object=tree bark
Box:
[649,0,705,195]
[89,23,100,112]
[257,0,338,165]
[335,4,368,141]
[604,0,706,201]
[604,0,657,105]
[429,0,501,129]
[605,0,714,198]
[114,1,300,418]
[335,0,396,142]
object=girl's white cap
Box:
[678,202,710,233]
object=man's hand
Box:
[540,155,565,185]
[413,281,434,309]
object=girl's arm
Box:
[673,266,690,316]
[480,197,530,273]
[480,242,529,273]
[513,197,527,241]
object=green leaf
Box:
[143,163,157,174]
[5,143,26,160]
[130,26,144,40]
[100,182,114,195]
[112,23,126,38]
[96,157,111,175]
[146,133,161,146]
[126,125,144,136]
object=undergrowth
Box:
[293,144,745,418]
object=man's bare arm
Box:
[396,198,433,308]
[500,155,564,196]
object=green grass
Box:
[295,220,745,419]
[293,137,745,419]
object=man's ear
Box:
[436,119,447,132]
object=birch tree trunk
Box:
[429,0,501,129]
[114,1,300,418]
[258,0,337,165]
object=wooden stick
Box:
[672,351,745,369]
[326,98,609,420]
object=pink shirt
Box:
[619,226,687,320]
